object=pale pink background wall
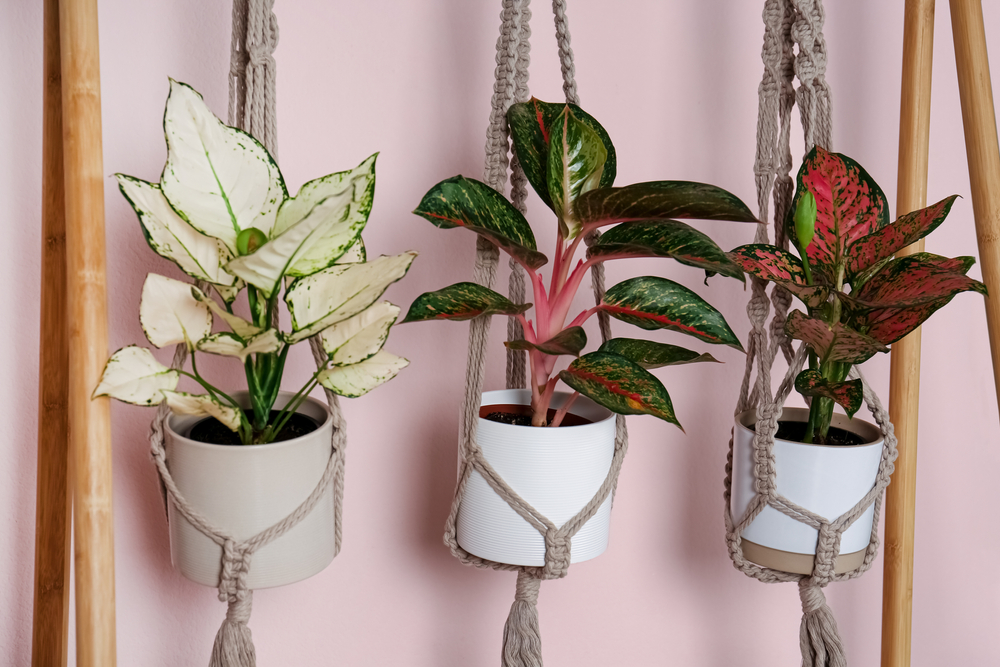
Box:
[3,1,999,665]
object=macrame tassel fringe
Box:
[798,579,846,667]
[210,593,256,667]
[502,571,543,667]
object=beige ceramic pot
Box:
[164,392,336,589]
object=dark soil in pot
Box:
[751,420,867,446]
[188,411,319,446]
[480,403,593,427]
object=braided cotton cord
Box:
[146,2,347,665]
[722,1,898,663]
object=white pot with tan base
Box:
[730,406,883,575]
[456,389,617,566]
[164,391,336,589]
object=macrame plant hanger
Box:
[147,2,348,666]
[442,1,628,665]
[723,1,899,665]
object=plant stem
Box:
[549,392,579,428]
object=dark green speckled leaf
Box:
[574,181,758,228]
[559,352,679,427]
[547,107,607,239]
[413,175,548,270]
[590,220,744,281]
[794,370,863,419]
[599,276,744,350]
[507,98,617,211]
[598,337,720,368]
[401,282,530,323]
[505,326,587,357]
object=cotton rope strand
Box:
[146,2,347,666]
[441,3,628,666]
[721,1,898,665]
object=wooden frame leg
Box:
[31,0,72,664]
[883,2,936,666]
[58,0,117,664]
[950,0,1000,412]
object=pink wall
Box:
[3,1,999,664]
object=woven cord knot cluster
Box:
[441,2,629,666]
[723,1,899,664]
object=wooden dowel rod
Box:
[883,2,936,666]
[950,0,1000,415]
[58,0,116,664]
[31,0,72,663]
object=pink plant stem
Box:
[532,377,559,425]
[549,392,580,428]
[567,306,600,329]
[515,314,537,343]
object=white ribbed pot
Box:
[730,406,883,575]
[164,392,336,589]
[456,389,617,566]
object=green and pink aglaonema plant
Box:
[730,145,987,444]
[93,80,416,445]
[403,99,758,428]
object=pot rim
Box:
[480,388,616,429]
[735,406,882,449]
[165,390,333,452]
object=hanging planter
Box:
[456,389,616,566]
[165,392,337,589]
[401,3,756,665]
[92,22,418,657]
[730,407,882,575]
[723,1,986,664]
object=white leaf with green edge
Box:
[321,301,399,365]
[190,285,261,338]
[140,274,212,349]
[224,189,359,298]
[337,237,366,263]
[271,154,376,276]
[196,329,282,362]
[117,174,238,289]
[317,350,408,398]
[92,345,179,405]
[160,79,286,252]
[162,390,243,432]
[213,282,243,304]
[285,252,417,343]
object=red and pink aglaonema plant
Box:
[730,145,987,444]
[403,99,757,428]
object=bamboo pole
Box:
[950,0,1000,413]
[58,0,117,664]
[882,1,936,666]
[31,0,72,664]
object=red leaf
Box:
[793,146,889,272]
[846,195,958,279]
[848,253,987,344]
[785,310,888,364]
[728,245,830,307]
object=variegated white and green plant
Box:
[94,80,415,445]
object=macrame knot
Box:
[514,570,541,605]
[811,522,841,585]
[797,577,847,667]
[218,539,253,606]
[798,577,827,615]
[541,528,571,579]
